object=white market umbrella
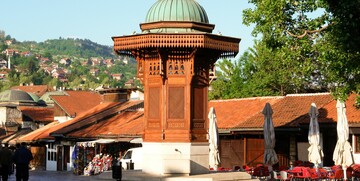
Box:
[262,103,278,178]
[308,103,323,169]
[333,100,354,180]
[208,107,220,170]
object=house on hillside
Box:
[19,51,32,57]
[59,58,72,66]
[0,58,7,67]
[3,49,17,56]
[124,79,135,88]
[0,70,8,80]
[111,73,123,81]
[4,40,13,45]
[89,57,104,66]
[90,68,99,77]
[38,57,50,64]
[104,58,114,68]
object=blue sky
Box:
[1,0,255,58]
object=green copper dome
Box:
[145,0,209,23]
[0,90,37,103]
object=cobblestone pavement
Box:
[5,170,111,181]
[3,169,255,181]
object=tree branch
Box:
[286,24,330,38]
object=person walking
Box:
[0,143,14,181]
[13,142,33,181]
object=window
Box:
[47,143,57,161]
[123,150,132,159]
[355,135,360,153]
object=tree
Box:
[5,35,11,40]
[319,0,360,100]
[19,73,33,85]
[240,0,339,97]
[68,77,83,90]
[48,78,61,89]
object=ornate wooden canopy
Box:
[113,33,239,58]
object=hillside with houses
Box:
[0,31,139,91]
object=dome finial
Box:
[141,0,214,33]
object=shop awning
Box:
[76,137,142,147]
[130,138,143,143]
[77,139,116,147]
[93,139,116,144]
[0,128,33,145]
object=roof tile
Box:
[51,91,102,116]
[235,93,334,129]
[11,85,53,97]
[209,96,283,130]
[18,106,54,123]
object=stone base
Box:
[142,142,209,176]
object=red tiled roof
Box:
[209,96,283,130]
[17,100,143,143]
[18,102,123,142]
[18,122,60,142]
[1,128,33,145]
[67,111,144,138]
[319,93,360,125]
[50,100,143,137]
[51,91,102,117]
[236,93,334,129]
[18,106,54,123]
[11,85,53,97]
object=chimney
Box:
[98,88,133,103]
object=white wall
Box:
[0,107,6,125]
[54,116,72,123]
[142,142,208,176]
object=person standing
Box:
[0,143,14,181]
[13,142,33,181]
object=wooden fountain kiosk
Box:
[113,0,240,175]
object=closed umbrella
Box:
[333,100,354,180]
[262,103,278,178]
[208,107,220,170]
[308,103,323,169]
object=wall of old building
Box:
[0,107,6,126]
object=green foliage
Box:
[2,36,137,91]
[321,0,360,97]
[211,0,360,100]
[37,38,114,58]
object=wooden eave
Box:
[140,21,215,33]
[112,33,240,58]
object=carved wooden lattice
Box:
[168,87,184,119]
[149,61,161,76]
[148,87,160,119]
[168,60,185,75]
[193,87,204,119]
[113,34,239,56]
